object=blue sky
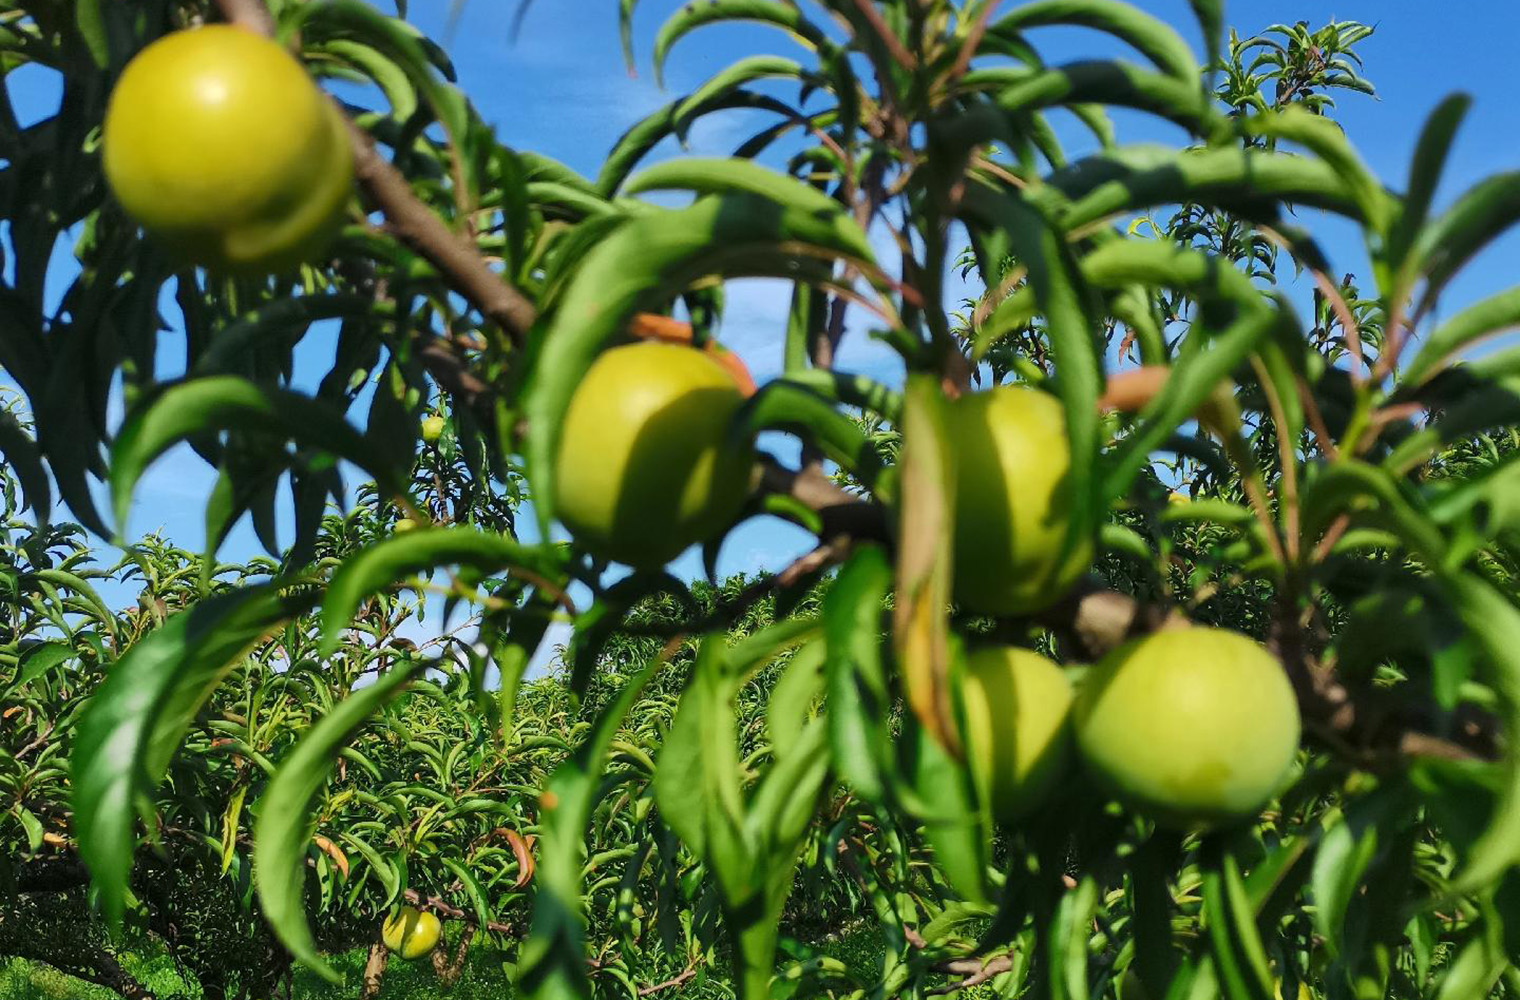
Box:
[6,0,1520,658]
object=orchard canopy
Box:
[4,1,1520,999]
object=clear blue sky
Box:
[5,0,1520,654]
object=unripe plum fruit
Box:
[554,341,754,569]
[103,26,354,274]
[960,646,1074,822]
[381,905,441,960]
[944,386,1092,616]
[1074,627,1300,829]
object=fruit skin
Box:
[381,905,442,960]
[554,341,754,569]
[421,415,447,444]
[1073,627,1300,829]
[103,26,354,274]
[945,386,1092,616]
[959,646,1073,822]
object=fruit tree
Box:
[3,2,1520,999]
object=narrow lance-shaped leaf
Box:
[0,408,50,524]
[990,0,1199,84]
[111,377,405,540]
[1442,574,1520,895]
[651,0,832,87]
[254,658,423,980]
[72,584,318,927]
[824,545,893,804]
[319,526,566,656]
[1384,93,1471,283]
[517,657,662,1000]
[892,375,959,756]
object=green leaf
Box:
[823,546,893,804]
[284,0,469,147]
[1402,286,1520,386]
[1048,145,1362,234]
[651,0,831,88]
[11,641,74,694]
[518,658,662,1000]
[938,61,1208,153]
[624,161,868,260]
[340,833,401,904]
[255,660,422,980]
[111,377,403,540]
[320,527,563,657]
[72,585,316,927]
[74,0,109,67]
[441,855,493,932]
[1311,794,1396,956]
[0,408,50,524]
[671,56,811,141]
[1049,875,1100,1000]
[1244,106,1393,235]
[730,380,885,488]
[653,639,750,896]
[1408,171,1520,313]
[990,0,1197,83]
[597,91,802,197]
[1201,845,1274,1000]
[1386,93,1471,279]
[1441,574,1520,895]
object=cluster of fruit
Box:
[103,22,1302,951]
[555,342,1301,831]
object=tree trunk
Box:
[431,931,471,988]
[359,940,389,1000]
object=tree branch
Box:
[403,888,518,936]
[931,953,1015,994]
[211,0,539,346]
[346,123,538,343]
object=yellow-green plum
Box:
[381,906,441,960]
[103,26,354,273]
[554,341,754,569]
[945,386,1091,615]
[960,646,1074,822]
[1073,627,1300,828]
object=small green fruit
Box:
[421,415,446,444]
[960,646,1073,822]
[381,906,441,960]
[393,518,418,533]
[1073,627,1300,828]
[945,386,1092,616]
[554,342,754,569]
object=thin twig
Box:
[945,0,1003,92]
[1250,355,1301,564]
[639,962,700,996]
[931,953,1016,994]
[850,0,919,69]
[403,889,518,936]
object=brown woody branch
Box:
[403,888,518,936]
[638,962,700,996]
[211,0,539,347]
[931,953,1016,994]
